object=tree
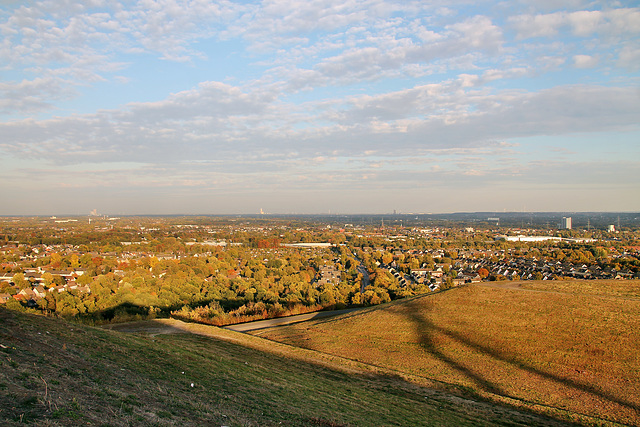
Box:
[5,298,25,312]
[0,281,16,295]
[69,253,80,269]
[50,252,63,268]
[11,273,28,288]
[319,288,336,306]
[362,289,381,306]
[441,277,454,289]
[51,275,65,287]
[350,292,362,305]
[371,269,397,288]
[42,272,54,287]
[76,273,92,285]
[382,251,393,265]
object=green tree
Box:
[319,289,336,306]
[12,273,28,288]
[42,272,54,286]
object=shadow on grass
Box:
[26,289,636,425]
[156,319,573,427]
[402,291,639,414]
[0,307,569,427]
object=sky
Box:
[1,0,639,216]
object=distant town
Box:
[1,213,638,324]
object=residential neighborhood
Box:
[1,214,638,325]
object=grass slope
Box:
[256,281,640,426]
[0,308,570,426]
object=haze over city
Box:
[1,0,639,215]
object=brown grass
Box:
[256,281,640,426]
[518,279,640,298]
[0,308,570,426]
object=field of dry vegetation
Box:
[256,280,640,426]
[1,307,570,426]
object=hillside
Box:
[256,281,640,426]
[0,307,574,426]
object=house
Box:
[73,268,87,276]
[429,268,444,278]
[0,274,14,282]
[18,288,36,300]
[33,285,47,299]
[459,273,482,283]
[410,269,430,283]
[389,268,408,287]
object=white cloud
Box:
[618,44,640,71]
[509,12,566,39]
[275,14,506,92]
[566,10,602,37]
[510,8,640,39]
[0,0,246,84]
[447,15,503,51]
[0,77,76,114]
[6,79,637,170]
[573,54,598,68]
[230,0,406,43]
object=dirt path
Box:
[223,307,362,332]
[104,308,365,335]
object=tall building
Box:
[561,217,572,229]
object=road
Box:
[352,251,370,293]
[357,264,370,293]
[223,307,362,332]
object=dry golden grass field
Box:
[255,280,640,426]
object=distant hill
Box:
[257,281,640,426]
[1,307,571,426]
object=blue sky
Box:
[1,0,639,215]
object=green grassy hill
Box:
[256,281,640,426]
[1,307,573,427]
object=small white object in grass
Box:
[190,383,194,387]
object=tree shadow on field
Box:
[403,291,639,414]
